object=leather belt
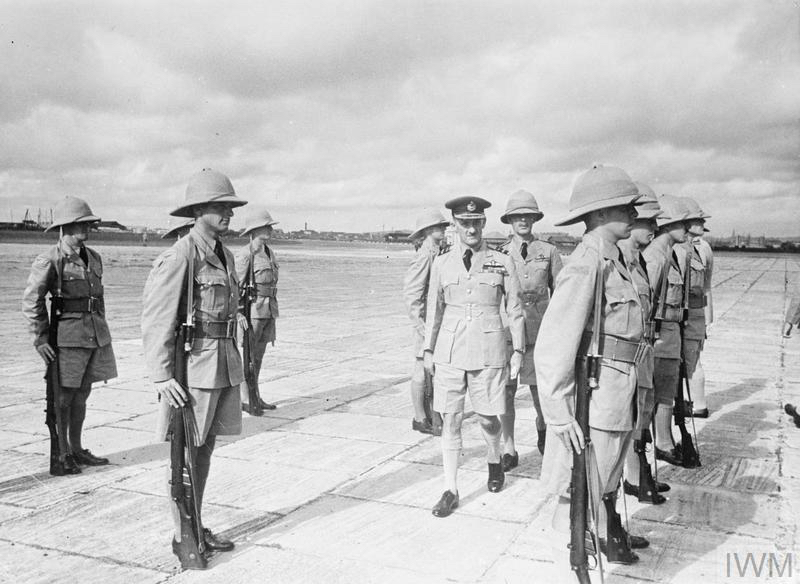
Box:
[58,296,104,313]
[688,295,706,309]
[659,307,684,322]
[584,333,646,364]
[194,319,236,339]
[444,303,501,321]
[255,284,277,298]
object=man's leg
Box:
[499,380,518,469]
[251,318,275,409]
[530,384,547,454]
[479,413,505,492]
[432,411,463,517]
[410,358,431,432]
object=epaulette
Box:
[438,242,452,256]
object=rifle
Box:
[241,242,264,416]
[45,255,65,474]
[675,249,701,468]
[569,258,604,584]
[169,248,206,569]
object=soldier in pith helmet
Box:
[403,208,450,436]
[495,190,562,469]
[423,196,525,517]
[535,164,650,570]
[142,168,247,569]
[22,196,118,475]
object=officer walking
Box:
[423,196,524,517]
[495,190,562,468]
[403,209,449,436]
[236,210,281,411]
[619,183,669,504]
[642,195,690,466]
[22,196,118,475]
[535,165,649,567]
[142,169,247,568]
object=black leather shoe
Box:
[73,449,109,466]
[412,419,435,435]
[655,447,682,466]
[537,429,546,455]
[432,490,459,517]
[259,398,277,411]
[203,528,234,552]
[689,408,709,418]
[50,454,82,476]
[487,462,505,493]
[172,537,207,570]
[628,534,650,549]
[502,452,519,472]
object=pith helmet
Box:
[445,196,491,220]
[408,209,449,240]
[170,168,248,218]
[161,219,194,239]
[241,210,279,236]
[633,181,662,220]
[500,190,543,224]
[680,197,711,220]
[655,194,690,228]
[554,165,641,226]
[45,196,101,232]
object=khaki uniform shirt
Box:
[424,240,525,370]
[495,236,562,345]
[695,237,714,324]
[535,232,644,431]
[142,228,243,389]
[235,243,279,320]
[22,240,113,349]
[403,238,439,356]
[676,240,706,341]
[642,237,684,360]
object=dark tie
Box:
[463,249,472,272]
[264,245,271,258]
[520,242,528,260]
[214,240,227,269]
[78,246,89,266]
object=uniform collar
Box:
[58,239,85,262]
[582,231,621,261]
[188,227,226,270]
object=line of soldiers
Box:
[22,169,282,569]
[402,165,714,579]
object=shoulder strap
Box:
[589,255,604,356]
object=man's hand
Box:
[423,350,435,376]
[509,351,523,379]
[36,342,56,364]
[155,378,189,408]
[237,312,249,331]
[784,322,794,339]
[551,419,585,454]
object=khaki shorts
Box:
[433,362,508,416]
[635,385,656,432]
[156,385,242,444]
[59,345,117,388]
[683,338,704,378]
[653,357,680,406]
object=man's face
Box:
[509,214,537,237]
[630,218,656,247]
[686,218,705,237]
[427,225,446,243]
[454,217,484,249]
[253,224,274,242]
[602,204,637,239]
[667,221,688,244]
[197,203,235,235]
[62,222,91,242]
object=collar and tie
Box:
[78,246,89,266]
[214,240,227,269]
[463,248,473,272]
[520,242,528,260]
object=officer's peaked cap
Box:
[554,165,641,226]
[45,196,101,232]
[500,190,543,224]
[171,168,248,218]
[446,196,491,220]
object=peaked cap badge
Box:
[466,201,476,212]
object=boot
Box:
[601,493,639,564]
[487,462,505,493]
[50,454,82,476]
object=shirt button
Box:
[524,274,529,279]
[467,275,472,280]
[466,289,472,295]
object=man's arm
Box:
[548,245,564,293]
[402,249,431,332]
[422,255,445,359]
[22,253,55,349]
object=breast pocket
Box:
[196,270,230,319]
[254,257,277,285]
[477,273,503,303]
[62,262,89,297]
[665,270,683,306]
[604,285,638,334]
[89,262,104,296]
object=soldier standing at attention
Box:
[142,169,247,567]
[678,198,713,418]
[495,190,562,469]
[535,165,649,567]
[642,195,690,466]
[236,210,281,411]
[22,196,118,475]
[423,196,525,517]
[619,184,669,504]
[403,209,450,436]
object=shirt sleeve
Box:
[503,258,525,352]
[423,255,445,353]
[534,253,595,425]
[402,249,431,332]
[549,245,564,293]
[21,253,55,347]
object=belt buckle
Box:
[227,320,236,338]
[87,296,96,312]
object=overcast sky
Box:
[1,1,798,236]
